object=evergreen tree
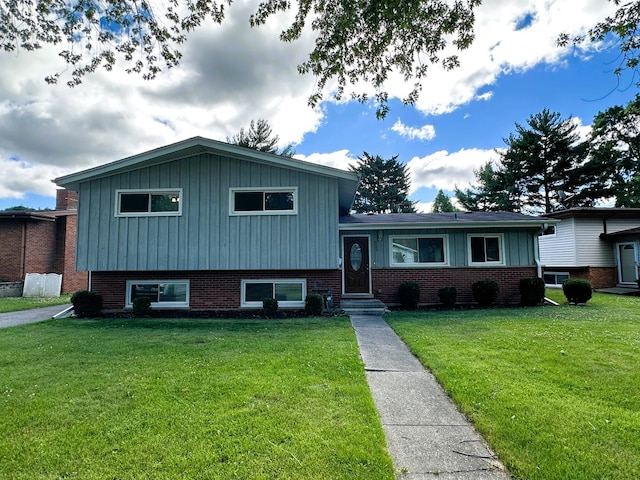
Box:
[578,95,640,207]
[350,153,416,214]
[455,160,525,212]
[227,119,294,156]
[456,110,587,213]
[431,190,457,212]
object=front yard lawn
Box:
[387,291,640,480]
[0,317,394,479]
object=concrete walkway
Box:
[351,315,509,479]
[0,304,72,329]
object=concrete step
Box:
[340,299,388,316]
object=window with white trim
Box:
[116,189,182,217]
[543,272,569,285]
[468,234,505,265]
[230,188,297,215]
[241,279,306,308]
[390,235,448,266]
[126,280,190,308]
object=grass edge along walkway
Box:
[387,292,640,480]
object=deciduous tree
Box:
[578,94,640,207]
[350,153,415,214]
[0,0,480,117]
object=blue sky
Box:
[0,0,637,212]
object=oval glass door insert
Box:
[350,243,363,271]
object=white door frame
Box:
[616,242,638,285]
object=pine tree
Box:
[431,190,457,212]
[227,119,294,156]
[350,153,416,213]
[455,110,587,213]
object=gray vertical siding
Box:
[76,153,340,271]
[340,227,537,268]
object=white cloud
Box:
[0,0,617,203]
[294,150,356,171]
[391,120,436,141]
[407,148,499,193]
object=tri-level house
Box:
[54,137,553,311]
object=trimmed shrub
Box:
[262,298,279,317]
[132,297,152,316]
[519,277,546,306]
[438,286,457,308]
[471,280,499,307]
[398,281,420,310]
[71,290,103,318]
[562,278,592,305]
[305,293,324,316]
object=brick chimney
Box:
[56,189,78,211]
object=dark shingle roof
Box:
[340,211,551,227]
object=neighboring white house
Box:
[539,208,640,289]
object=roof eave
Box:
[54,137,359,190]
[339,219,557,230]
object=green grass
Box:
[0,317,394,479]
[0,294,71,313]
[387,291,640,480]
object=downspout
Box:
[534,228,542,278]
[88,270,92,292]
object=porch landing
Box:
[595,286,640,296]
[340,299,388,316]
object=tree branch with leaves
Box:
[0,0,480,117]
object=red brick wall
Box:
[56,189,78,210]
[55,215,88,293]
[543,267,618,289]
[372,267,538,306]
[0,221,25,282]
[91,270,343,311]
[23,220,57,275]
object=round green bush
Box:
[305,293,324,316]
[71,290,103,318]
[262,298,279,317]
[519,277,546,306]
[562,278,592,305]
[471,280,499,307]
[398,281,420,310]
[438,286,457,308]
[132,297,152,316]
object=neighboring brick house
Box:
[0,190,88,295]
[53,137,553,311]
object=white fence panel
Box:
[23,273,62,297]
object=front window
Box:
[126,280,189,308]
[230,188,297,215]
[468,234,504,265]
[241,279,306,308]
[116,189,182,217]
[391,235,448,266]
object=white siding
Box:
[539,218,577,266]
[540,216,640,267]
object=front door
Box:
[617,243,638,284]
[343,236,371,295]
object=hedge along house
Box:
[54,137,553,312]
